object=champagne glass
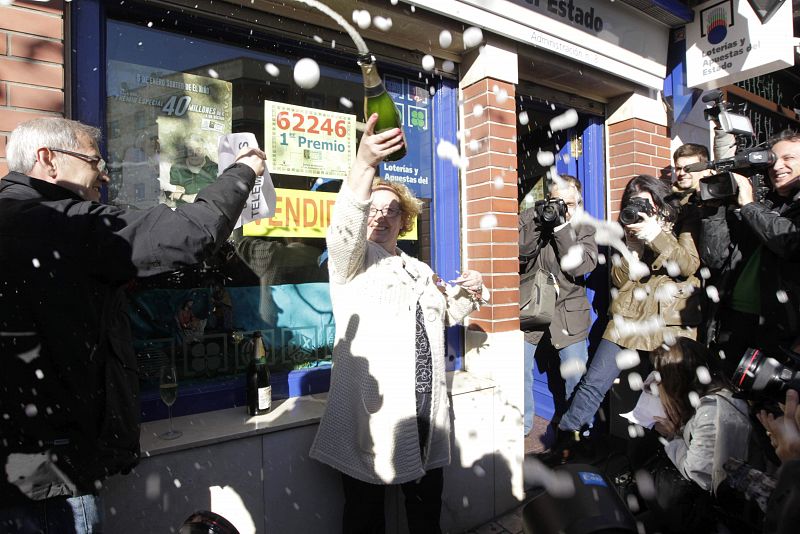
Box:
[159,366,183,440]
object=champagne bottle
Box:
[357,53,407,161]
[246,331,271,416]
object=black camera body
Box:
[534,198,567,227]
[733,347,800,403]
[619,197,655,226]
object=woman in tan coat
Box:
[553,174,701,454]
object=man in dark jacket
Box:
[518,175,598,439]
[702,130,800,375]
[0,118,265,532]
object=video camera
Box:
[691,90,773,202]
[733,347,800,403]
[533,198,567,228]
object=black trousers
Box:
[341,468,444,534]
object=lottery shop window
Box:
[104,10,438,419]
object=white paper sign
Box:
[685,0,794,90]
[217,133,277,229]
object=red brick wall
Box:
[462,78,519,333]
[607,118,671,219]
[0,0,65,175]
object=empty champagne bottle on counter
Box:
[246,331,271,416]
[357,53,407,161]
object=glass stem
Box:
[168,405,174,433]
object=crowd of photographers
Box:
[519,97,800,533]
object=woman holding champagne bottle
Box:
[309,113,487,533]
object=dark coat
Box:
[518,209,598,349]
[740,190,800,346]
[0,163,255,502]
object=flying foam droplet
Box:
[688,391,701,408]
[560,358,586,380]
[472,103,484,117]
[293,58,320,90]
[442,60,455,73]
[493,85,509,104]
[463,27,484,49]
[439,30,453,48]
[696,366,711,385]
[628,372,643,391]
[355,10,371,29]
[706,285,720,303]
[207,69,219,79]
[536,151,555,167]
[339,97,353,109]
[777,290,789,303]
[560,245,585,271]
[373,16,392,31]
[550,109,579,132]
[421,54,435,72]
[479,214,498,229]
[518,111,529,125]
[616,350,640,370]
[265,63,280,77]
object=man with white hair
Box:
[518,175,598,448]
[0,117,265,532]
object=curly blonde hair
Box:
[372,178,423,236]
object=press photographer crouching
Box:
[722,344,800,534]
[518,175,598,440]
[701,131,800,372]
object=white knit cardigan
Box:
[309,186,483,485]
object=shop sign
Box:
[685,0,793,90]
[264,100,355,178]
[378,75,433,199]
[242,188,419,240]
[106,61,233,209]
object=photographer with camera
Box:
[518,175,598,442]
[698,129,800,376]
[546,175,702,462]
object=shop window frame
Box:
[72,0,463,421]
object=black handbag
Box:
[519,268,557,328]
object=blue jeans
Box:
[0,495,102,533]
[524,339,589,435]
[559,338,624,432]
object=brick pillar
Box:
[462,78,519,333]
[0,0,65,175]
[607,118,671,219]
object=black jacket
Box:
[0,163,255,502]
[740,191,800,345]
[518,209,598,348]
[698,189,800,349]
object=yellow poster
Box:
[264,100,356,178]
[243,188,417,240]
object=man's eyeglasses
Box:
[49,148,107,173]
[368,206,402,218]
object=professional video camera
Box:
[733,347,800,403]
[689,90,774,202]
[533,198,567,227]
[619,197,655,226]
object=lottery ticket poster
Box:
[106,60,232,208]
[264,100,356,178]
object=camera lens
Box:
[619,205,641,226]
[541,204,558,223]
[733,348,800,401]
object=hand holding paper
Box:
[620,389,666,429]
[218,133,277,229]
